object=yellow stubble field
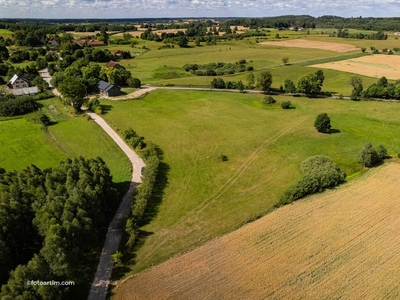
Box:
[260,39,359,52]
[113,163,400,300]
[311,54,400,80]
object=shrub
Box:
[262,96,276,104]
[39,114,50,126]
[358,143,382,167]
[280,155,346,204]
[128,77,141,88]
[281,101,291,109]
[218,153,228,161]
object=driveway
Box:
[85,110,145,300]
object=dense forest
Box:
[0,157,118,299]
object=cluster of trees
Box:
[280,155,346,204]
[124,141,161,249]
[0,157,118,299]
[184,60,253,76]
[122,128,146,150]
[335,29,387,40]
[210,77,245,91]
[358,143,387,168]
[222,15,400,32]
[0,94,40,116]
[363,76,400,99]
[50,57,134,106]
[281,70,325,96]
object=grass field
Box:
[105,38,353,86]
[0,29,13,38]
[0,98,131,184]
[99,89,400,285]
[112,162,400,300]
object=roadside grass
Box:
[100,89,400,279]
[0,98,131,185]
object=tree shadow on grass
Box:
[329,128,341,134]
[100,104,113,114]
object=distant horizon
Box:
[1,0,400,20]
[2,14,400,21]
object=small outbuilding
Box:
[106,60,125,70]
[97,80,121,97]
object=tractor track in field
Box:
[140,113,312,262]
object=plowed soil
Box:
[113,163,400,300]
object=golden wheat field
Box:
[113,163,400,300]
[260,39,359,52]
[311,54,400,79]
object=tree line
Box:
[0,157,118,299]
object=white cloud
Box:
[0,0,400,18]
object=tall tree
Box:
[58,76,87,112]
[257,71,273,93]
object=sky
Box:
[1,0,400,19]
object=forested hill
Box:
[219,15,400,32]
[2,15,400,32]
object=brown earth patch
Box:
[260,39,359,52]
[311,54,400,79]
[113,163,400,300]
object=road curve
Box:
[85,110,145,300]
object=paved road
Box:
[85,110,145,300]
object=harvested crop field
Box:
[113,163,400,300]
[114,29,187,37]
[311,54,400,79]
[260,39,359,52]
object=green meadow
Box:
[0,98,131,184]
[101,89,400,275]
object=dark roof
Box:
[97,80,118,92]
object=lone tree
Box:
[58,76,87,112]
[349,76,363,100]
[314,113,331,133]
[358,143,382,168]
[257,71,273,93]
[284,79,296,94]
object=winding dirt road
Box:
[85,110,145,300]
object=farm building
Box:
[97,80,121,97]
[7,74,38,95]
[106,60,125,69]
[73,39,105,47]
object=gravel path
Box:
[85,110,145,300]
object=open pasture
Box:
[311,54,400,80]
[113,162,400,300]
[260,39,359,52]
[117,39,351,84]
[102,90,400,281]
[0,98,131,183]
